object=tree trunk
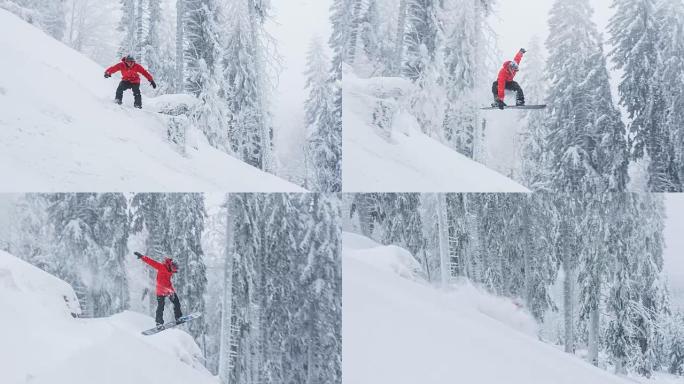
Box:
[436,194,450,288]
[588,276,600,366]
[176,0,184,92]
[347,0,364,65]
[563,256,575,354]
[356,196,373,237]
[136,0,143,58]
[218,197,235,384]
[393,0,407,75]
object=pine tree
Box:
[304,38,341,192]
[176,0,185,92]
[668,312,684,375]
[6,0,66,40]
[545,0,628,193]
[167,193,208,344]
[441,0,492,158]
[48,193,129,317]
[39,0,66,41]
[222,0,273,170]
[329,0,353,68]
[403,0,438,81]
[118,0,138,57]
[143,0,176,94]
[609,0,680,192]
[185,0,218,95]
[518,37,551,189]
[656,0,684,188]
[223,193,342,384]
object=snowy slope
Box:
[343,69,528,192]
[0,250,217,384]
[342,232,632,384]
[0,10,302,192]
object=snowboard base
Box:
[480,104,547,110]
[141,312,202,336]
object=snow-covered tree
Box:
[176,0,185,92]
[545,0,628,193]
[609,0,681,192]
[222,0,273,171]
[48,193,129,318]
[143,0,176,94]
[441,0,492,158]
[517,37,550,189]
[305,38,341,192]
[118,0,138,57]
[656,0,684,189]
[5,0,66,40]
[221,193,342,384]
[402,0,438,81]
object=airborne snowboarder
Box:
[104,55,157,109]
[134,251,183,329]
[491,48,527,110]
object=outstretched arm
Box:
[514,49,525,65]
[140,255,163,271]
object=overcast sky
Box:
[491,0,613,59]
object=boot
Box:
[115,99,122,105]
[516,99,525,107]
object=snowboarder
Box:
[104,55,157,109]
[134,252,183,328]
[492,48,526,110]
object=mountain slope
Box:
[343,70,529,192]
[0,250,216,384]
[342,232,631,384]
[0,10,301,192]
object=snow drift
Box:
[342,232,631,384]
[0,9,302,192]
[342,68,528,192]
[0,250,216,384]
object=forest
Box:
[344,193,684,378]
[1,193,342,384]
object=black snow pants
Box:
[115,81,142,108]
[492,81,525,104]
[156,293,183,325]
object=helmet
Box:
[509,61,519,71]
[164,258,178,273]
[123,55,136,63]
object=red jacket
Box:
[105,58,153,84]
[496,50,525,100]
[141,256,176,296]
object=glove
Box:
[150,80,157,89]
[497,100,506,110]
[134,251,143,259]
[520,48,527,54]
[104,72,111,79]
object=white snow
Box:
[0,250,217,384]
[343,232,633,384]
[342,69,529,192]
[0,9,302,192]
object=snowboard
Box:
[480,104,547,110]
[141,312,202,336]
